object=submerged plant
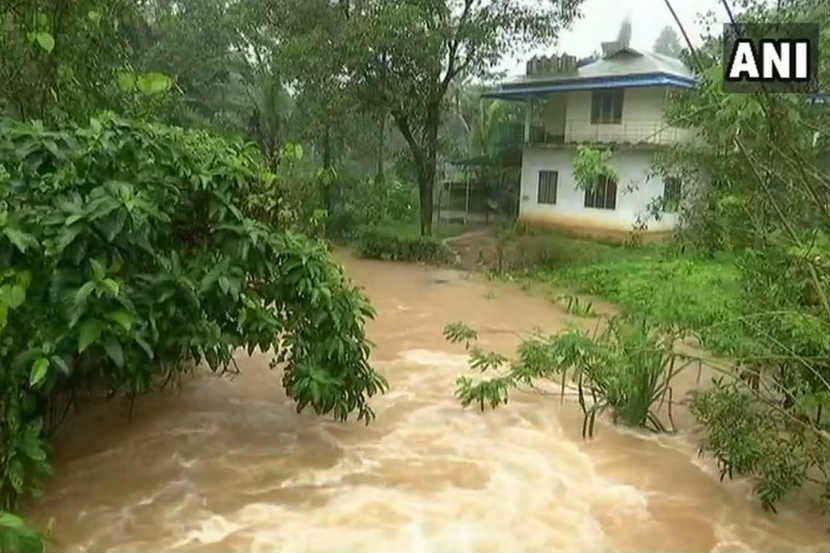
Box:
[444,316,690,437]
[556,294,594,317]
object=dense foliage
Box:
[355,226,453,264]
[0,114,387,549]
[651,0,830,509]
[328,178,419,240]
[338,0,582,235]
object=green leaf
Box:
[117,71,136,92]
[3,227,38,253]
[87,10,102,24]
[89,258,106,279]
[105,309,134,331]
[29,357,49,387]
[50,355,71,376]
[8,458,24,493]
[33,31,55,53]
[101,278,120,296]
[8,284,26,308]
[136,72,172,95]
[78,318,104,352]
[21,436,46,462]
[0,512,25,529]
[103,336,124,367]
[134,334,154,360]
[73,281,96,306]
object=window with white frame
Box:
[537,170,558,204]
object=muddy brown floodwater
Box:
[25,250,829,553]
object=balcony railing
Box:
[528,119,694,146]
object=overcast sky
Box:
[498,0,727,76]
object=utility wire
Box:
[661,0,704,73]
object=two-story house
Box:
[483,43,697,237]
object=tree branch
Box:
[440,0,475,94]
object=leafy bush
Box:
[0,113,387,542]
[329,177,418,239]
[690,378,829,511]
[444,315,689,437]
[355,226,453,264]
[649,0,830,510]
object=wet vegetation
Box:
[445,316,689,435]
[0,0,828,548]
[446,0,830,512]
[0,114,387,551]
[355,227,454,264]
[0,0,583,549]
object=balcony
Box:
[528,119,693,147]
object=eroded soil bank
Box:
[25,251,829,552]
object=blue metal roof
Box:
[483,72,698,101]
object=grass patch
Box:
[354,225,454,264]
[505,225,671,271]
[374,220,478,240]
[514,229,744,355]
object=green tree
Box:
[652,25,683,57]
[341,0,583,236]
[0,0,160,123]
[653,0,830,509]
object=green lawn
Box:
[514,229,744,355]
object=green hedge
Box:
[355,226,454,264]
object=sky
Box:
[498,0,727,76]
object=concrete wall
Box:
[518,146,679,233]
[563,86,663,140]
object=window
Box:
[591,89,623,124]
[663,177,681,212]
[584,175,617,210]
[537,170,558,204]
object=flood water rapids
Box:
[26,251,829,552]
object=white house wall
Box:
[519,146,679,233]
[562,86,686,144]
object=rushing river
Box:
[26,251,829,552]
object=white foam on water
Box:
[401,348,471,370]
[169,514,244,549]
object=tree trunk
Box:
[418,108,441,236]
[417,165,434,237]
[390,107,438,237]
[322,125,333,234]
[376,112,386,184]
